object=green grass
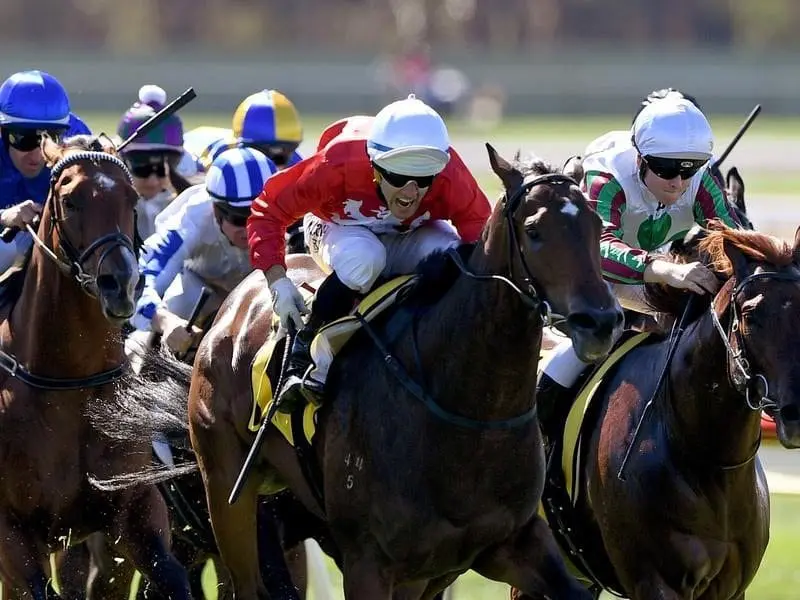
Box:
[187,493,800,599]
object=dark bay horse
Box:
[515,223,800,600]
[181,144,624,599]
[0,136,191,599]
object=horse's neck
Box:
[416,244,543,419]
[668,312,761,470]
[9,248,121,376]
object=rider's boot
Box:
[277,272,360,414]
[536,373,579,451]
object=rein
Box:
[356,172,577,431]
[618,269,799,477]
[0,150,135,391]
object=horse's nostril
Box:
[568,312,599,332]
[568,309,622,336]
[96,274,121,293]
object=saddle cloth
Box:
[249,274,419,450]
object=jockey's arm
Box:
[132,227,193,332]
[585,171,650,284]
[441,149,492,243]
[248,155,340,277]
[692,169,743,229]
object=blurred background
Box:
[3,2,799,598]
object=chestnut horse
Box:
[515,223,800,600]
[0,137,191,599]
[179,144,624,599]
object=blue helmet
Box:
[205,147,278,217]
[66,112,92,137]
[0,70,70,130]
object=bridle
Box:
[709,270,800,412]
[26,151,137,298]
[0,150,139,391]
[447,172,578,330]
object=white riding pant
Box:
[541,282,654,388]
[303,214,461,293]
[303,215,461,383]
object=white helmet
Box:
[632,97,713,160]
[367,94,450,177]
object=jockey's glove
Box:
[269,276,308,330]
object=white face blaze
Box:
[560,200,580,217]
[94,172,117,191]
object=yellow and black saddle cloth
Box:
[248,274,418,494]
[540,330,653,597]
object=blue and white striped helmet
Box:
[205,147,278,216]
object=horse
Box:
[514,222,800,600]
[172,143,622,599]
[61,254,335,600]
[0,135,192,599]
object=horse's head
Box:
[485,144,623,361]
[697,223,800,448]
[39,135,139,324]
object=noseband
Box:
[448,172,578,328]
[27,151,136,297]
[0,150,138,390]
[709,270,800,412]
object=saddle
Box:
[540,329,654,596]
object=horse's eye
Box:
[62,195,76,211]
[525,226,542,247]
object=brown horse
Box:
[0,136,191,599]
[515,223,800,600]
[181,144,624,599]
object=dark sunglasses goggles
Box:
[126,156,168,178]
[212,201,250,227]
[643,155,708,180]
[373,163,436,188]
[4,128,63,152]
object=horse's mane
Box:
[644,221,795,319]
[403,150,559,306]
[512,151,558,179]
[41,134,119,166]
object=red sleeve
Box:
[247,154,341,271]
[439,149,491,243]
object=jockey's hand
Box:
[156,311,203,355]
[269,275,308,330]
[644,259,720,295]
[0,200,42,230]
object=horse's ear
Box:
[562,155,584,182]
[486,143,523,191]
[726,166,747,216]
[723,237,749,281]
[41,136,62,167]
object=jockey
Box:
[0,70,71,273]
[178,89,304,177]
[66,112,92,137]
[131,147,278,356]
[536,96,743,438]
[248,94,491,413]
[117,85,185,240]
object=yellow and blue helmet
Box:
[232,90,303,147]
